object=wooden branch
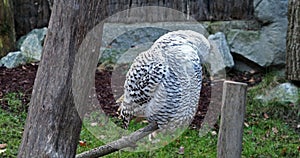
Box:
[217,81,247,158]
[76,123,158,158]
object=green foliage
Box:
[244,71,300,157]
[0,93,27,157]
[1,93,26,114]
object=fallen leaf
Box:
[162,141,168,146]
[79,140,87,147]
[0,149,6,154]
[263,113,269,119]
[280,147,287,156]
[22,66,27,70]
[141,120,149,123]
[90,122,97,127]
[178,146,184,154]
[99,135,106,139]
[248,78,255,84]
[265,130,270,137]
[211,131,217,136]
[0,144,7,149]
[272,127,278,134]
[249,70,256,74]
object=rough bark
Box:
[18,0,109,157]
[286,0,300,81]
[0,0,16,57]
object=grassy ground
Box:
[0,93,27,157]
[0,72,299,157]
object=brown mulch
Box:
[0,63,262,129]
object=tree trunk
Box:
[18,1,109,157]
[286,0,300,81]
[0,0,15,57]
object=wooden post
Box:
[199,79,224,136]
[217,81,247,158]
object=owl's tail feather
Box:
[117,96,132,129]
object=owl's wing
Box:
[125,62,166,106]
[118,61,166,127]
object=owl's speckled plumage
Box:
[119,30,210,129]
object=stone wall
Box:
[106,0,254,22]
[3,0,288,71]
[12,0,253,38]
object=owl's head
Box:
[154,30,211,63]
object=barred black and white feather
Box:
[119,30,210,129]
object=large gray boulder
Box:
[227,0,288,67]
[0,51,27,68]
[0,27,47,68]
[18,27,48,61]
[99,22,209,64]
[208,32,234,75]
[254,0,288,24]
[255,83,299,104]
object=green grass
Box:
[0,72,299,157]
[77,72,300,157]
[0,93,27,157]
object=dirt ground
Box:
[0,63,262,128]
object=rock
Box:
[0,51,28,68]
[226,0,288,67]
[17,27,47,49]
[18,27,47,61]
[233,60,258,72]
[0,28,47,68]
[116,42,153,65]
[254,0,288,24]
[99,22,209,64]
[100,27,168,64]
[203,20,261,34]
[255,83,299,104]
[208,32,234,75]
